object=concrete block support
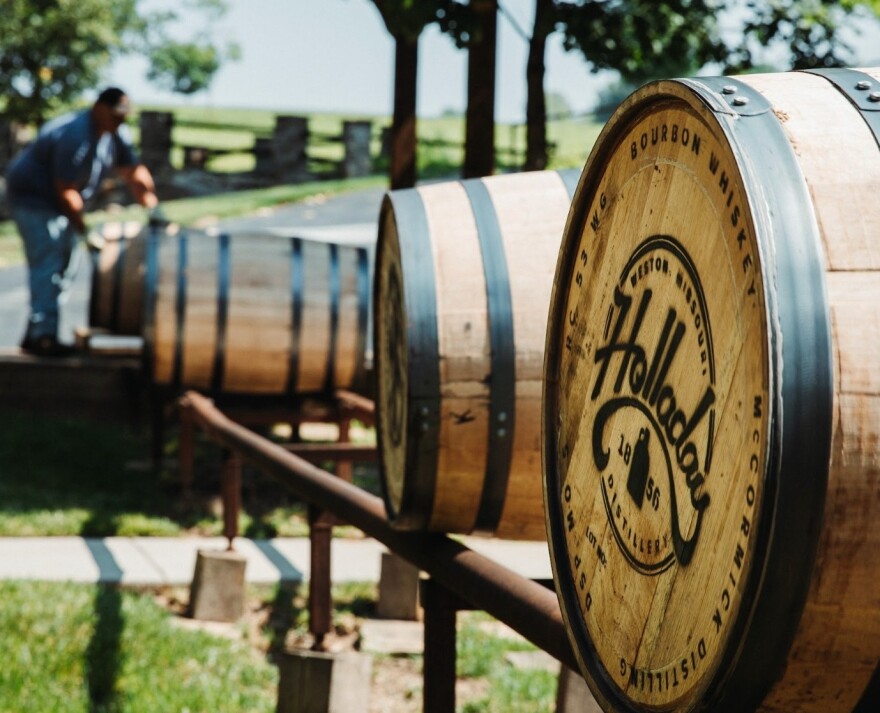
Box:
[376,551,421,621]
[188,548,247,622]
[556,665,603,713]
[277,650,372,713]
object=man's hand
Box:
[147,204,170,228]
[118,163,159,209]
[86,229,106,252]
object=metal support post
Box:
[309,505,334,650]
[221,450,242,548]
[422,578,464,713]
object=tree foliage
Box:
[731,0,877,70]
[555,1,728,84]
[146,43,221,95]
[0,0,140,124]
[555,0,877,83]
[0,0,237,124]
[141,0,240,96]
[370,0,448,38]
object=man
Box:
[5,87,161,356]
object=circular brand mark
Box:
[591,235,716,575]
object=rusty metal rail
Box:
[178,389,577,674]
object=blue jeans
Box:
[11,205,78,340]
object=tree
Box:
[524,0,554,170]
[730,0,879,70]
[0,0,236,125]
[0,0,137,125]
[143,0,240,96]
[369,0,442,189]
[463,0,498,178]
[437,0,499,178]
[523,0,878,169]
[557,1,727,86]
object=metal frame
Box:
[178,389,577,712]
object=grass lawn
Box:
[0,408,558,710]
[0,407,380,538]
[0,579,558,713]
[0,581,274,713]
[0,405,559,710]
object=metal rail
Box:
[178,389,577,673]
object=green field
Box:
[134,104,602,175]
[1,106,603,266]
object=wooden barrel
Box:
[144,229,371,395]
[88,221,146,335]
[374,169,579,540]
[543,68,880,712]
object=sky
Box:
[105,0,616,123]
[105,0,880,124]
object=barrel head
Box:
[543,77,833,711]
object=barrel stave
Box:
[224,236,292,393]
[736,72,880,713]
[422,180,492,534]
[146,230,369,396]
[376,170,578,540]
[89,221,146,335]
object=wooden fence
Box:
[139,111,375,182]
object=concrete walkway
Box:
[0,535,552,587]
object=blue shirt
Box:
[5,109,138,211]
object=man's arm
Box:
[116,163,159,209]
[53,180,87,233]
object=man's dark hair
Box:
[96,87,127,108]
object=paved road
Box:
[0,185,386,349]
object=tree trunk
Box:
[524,0,552,171]
[390,34,419,190]
[463,0,497,179]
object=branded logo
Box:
[591,236,716,574]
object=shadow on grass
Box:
[264,582,305,662]
[85,585,124,712]
[0,405,379,538]
[0,408,225,536]
[83,536,125,712]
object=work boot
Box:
[20,334,76,358]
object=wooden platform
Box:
[0,347,147,426]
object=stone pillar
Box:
[138,111,174,177]
[253,136,274,176]
[342,120,372,178]
[272,115,309,181]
